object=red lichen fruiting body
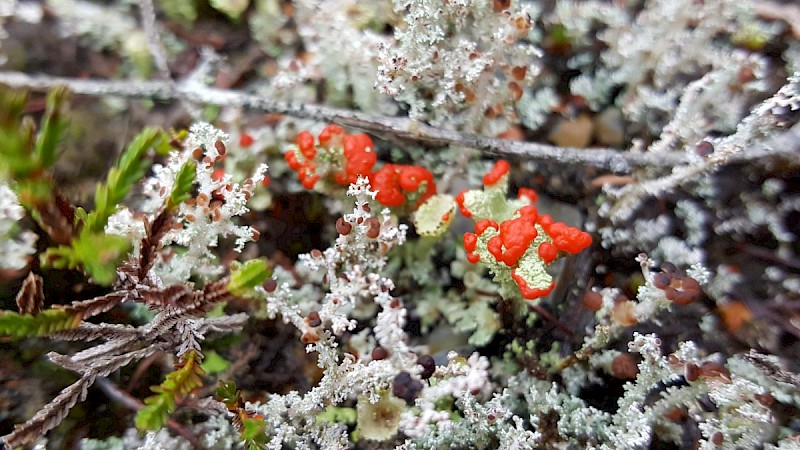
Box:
[455,189,472,218]
[475,219,499,235]
[518,187,538,204]
[511,270,555,300]
[483,160,510,186]
[537,242,558,263]
[239,132,254,148]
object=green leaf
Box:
[241,417,268,450]
[167,160,196,211]
[34,86,70,169]
[200,351,230,374]
[227,259,271,297]
[317,406,357,425]
[215,380,241,408]
[84,127,165,233]
[136,351,204,432]
[43,232,131,286]
[210,0,250,21]
[0,309,79,339]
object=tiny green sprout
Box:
[228,259,272,297]
[167,160,197,211]
[135,350,205,432]
[0,309,80,339]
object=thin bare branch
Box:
[95,377,207,450]
[0,70,688,173]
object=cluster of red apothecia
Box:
[285,125,436,210]
[459,160,592,300]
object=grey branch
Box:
[0,70,688,173]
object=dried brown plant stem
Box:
[0,70,685,173]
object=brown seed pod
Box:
[511,66,527,81]
[417,355,436,379]
[366,217,381,239]
[372,346,389,361]
[263,279,278,293]
[611,300,637,326]
[664,407,686,422]
[508,81,523,102]
[754,392,775,407]
[611,353,639,380]
[493,0,511,13]
[653,272,673,289]
[582,290,603,311]
[336,217,353,235]
[300,331,320,344]
[695,141,714,157]
[306,311,322,328]
[699,362,731,383]
[214,140,227,156]
[685,363,700,382]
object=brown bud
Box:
[611,353,639,380]
[371,346,389,360]
[711,432,724,446]
[214,140,227,156]
[611,300,637,326]
[197,193,210,207]
[362,203,371,213]
[664,407,686,422]
[755,392,774,407]
[300,331,320,344]
[508,81,523,102]
[311,249,323,258]
[263,279,277,293]
[660,262,678,274]
[417,355,435,379]
[511,66,527,81]
[306,311,322,327]
[336,217,353,235]
[493,0,511,13]
[366,217,381,239]
[685,363,700,382]
[653,272,673,289]
[699,362,731,383]
[695,141,714,157]
[582,291,603,311]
